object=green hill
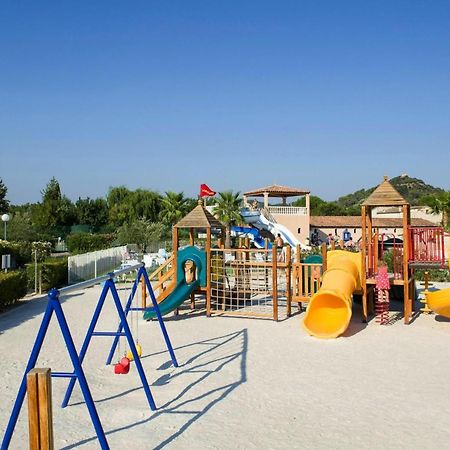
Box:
[336,175,445,208]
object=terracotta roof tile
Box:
[310,216,437,228]
[244,184,310,197]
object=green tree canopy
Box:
[213,191,242,247]
[0,178,10,213]
[159,191,189,225]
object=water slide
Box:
[143,279,200,320]
[240,208,310,251]
[303,250,362,339]
[231,226,271,249]
[425,288,450,318]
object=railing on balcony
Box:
[268,206,308,216]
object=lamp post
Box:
[1,213,10,241]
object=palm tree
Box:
[159,191,189,225]
[425,193,450,228]
[213,191,242,247]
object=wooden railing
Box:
[291,262,322,304]
[147,255,175,303]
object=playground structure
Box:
[302,177,448,338]
[2,263,178,450]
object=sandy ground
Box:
[2,283,450,449]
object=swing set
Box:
[2,263,178,450]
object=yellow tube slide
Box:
[426,288,450,318]
[303,250,362,339]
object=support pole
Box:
[272,245,278,321]
[27,368,54,450]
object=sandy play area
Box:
[2,284,450,449]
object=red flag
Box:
[200,184,216,197]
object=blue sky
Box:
[1,1,449,204]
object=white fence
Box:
[268,206,308,216]
[68,246,129,284]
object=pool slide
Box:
[231,226,270,249]
[240,208,310,250]
[303,250,362,339]
[425,288,450,318]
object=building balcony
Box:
[268,206,308,216]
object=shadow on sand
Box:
[61,329,248,449]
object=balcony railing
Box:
[268,206,308,216]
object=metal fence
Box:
[68,246,130,284]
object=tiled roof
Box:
[310,216,437,228]
[174,202,225,229]
[362,176,408,206]
[244,184,310,197]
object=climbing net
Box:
[210,248,288,319]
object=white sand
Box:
[2,284,450,449]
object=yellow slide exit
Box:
[426,288,450,318]
[303,250,362,339]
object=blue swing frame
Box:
[1,263,178,450]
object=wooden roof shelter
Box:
[172,201,225,317]
[174,202,225,229]
[244,184,310,198]
[362,176,408,207]
[244,184,310,208]
[360,176,412,326]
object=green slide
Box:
[143,279,200,320]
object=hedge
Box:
[0,241,32,266]
[0,270,28,310]
[66,233,115,254]
[26,258,68,292]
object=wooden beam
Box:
[206,229,212,317]
[321,243,327,272]
[403,204,411,323]
[272,244,278,321]
[361,205,368,322]
[286,245,292,317]
[27,368,54,450]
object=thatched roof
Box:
[244,184,310,198]
[362,176,408,207]
[174,202,225,229]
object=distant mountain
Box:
[336,175,445,208]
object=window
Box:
[297,228,301,234]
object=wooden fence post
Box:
[286,245,292,317]
[272,245,278,321]
[27,368,54,450]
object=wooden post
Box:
[27,368,54,450]
[206,228,212,317]
[321,243,327,272]
[361,206,368,322]
[403,204,411,323]
[189,228,195,246]
[286,245,292,317]
[272,245,278,321]
[190,291,196,310]
[140,276,147,308]
[296,244,301,263]
[367,207,373,275]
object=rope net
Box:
[210,248,288,319]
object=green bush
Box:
[414,269,450,282]
[0,270,28,309]
[26,258,68,292]
[0,241,32,266]
[66,233,114,254]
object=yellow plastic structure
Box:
[303,250,362,339]
[425,288,450,318]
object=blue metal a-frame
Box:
[1,264,178,450]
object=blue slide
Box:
[231,226,272,249]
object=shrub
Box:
[0,241,32,267]
[26,258,68,292]
[0,270,28,309]
[66,233,114,254]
